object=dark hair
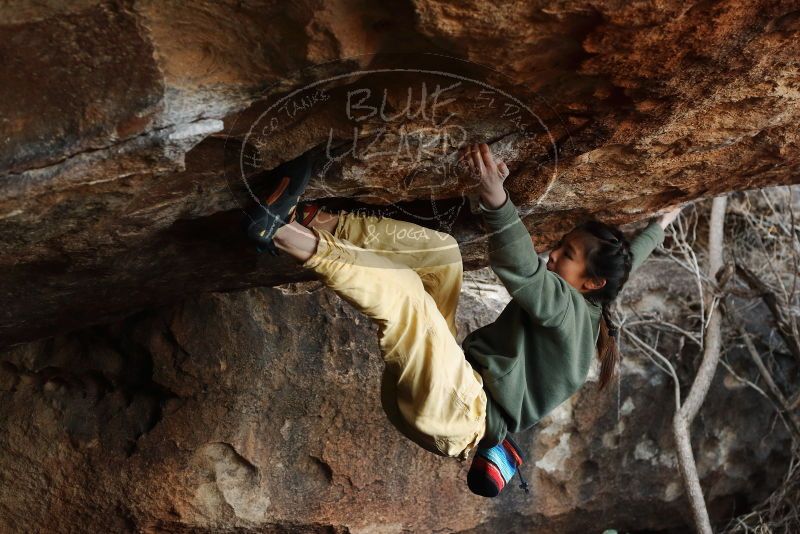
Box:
[570,220,633,391]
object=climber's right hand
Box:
[458,142,509,210]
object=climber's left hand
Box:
[657,204,685,229]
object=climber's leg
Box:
[302,207,462,337]
[316,209,463,338]
[280,224,485,459]
[304,207,338,234]
[272,221,319,262]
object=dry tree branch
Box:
[736,264,800,363]
[734,323,800,442]
[713,354,799,445]
[622,328,681,412]
[784,186,799,311]
[673,194,728,534]
[665,209,709,349]
[719,187,800,533]
[623,319,702,347]
[616,186,798,532]
[621,196,729,533]
[735,193,793,301]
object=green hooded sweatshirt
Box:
[462,191,666,447]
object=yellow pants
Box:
[301,210,487,460]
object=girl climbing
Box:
[244,142,684,498]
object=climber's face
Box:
[546,230,606,294]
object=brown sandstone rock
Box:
[0,261,790,532]
[1,0,799,348]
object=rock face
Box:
[0,262,791,533]
[2,0,800,347]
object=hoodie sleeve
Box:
[628,220,666,273]
[479,189,576,328]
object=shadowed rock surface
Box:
[0,260,791,532]
[2,0,800,347]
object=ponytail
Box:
[597,302,621,391]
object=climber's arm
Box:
[628,220,666,273]
[628,203,685,273]
[460,142,574,327]
[477,190,574,327]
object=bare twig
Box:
[736,264,800,363]
[622,328,681,413]
[729,318,800,443]
[625,186,800,533]
[673,194,728,534]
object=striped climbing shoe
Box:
[467,434,530,498]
